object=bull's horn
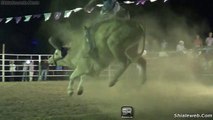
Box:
[48,37,61,50]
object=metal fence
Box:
[0,53,114,82]
[0,53,74,82]
[1,46,212,82]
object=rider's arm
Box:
[84,0,99,13]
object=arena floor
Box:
[0,78,213,120]
[0,57,213,120]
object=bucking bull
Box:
[48,18,146,96]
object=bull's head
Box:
[48,36,67,66]
[48,49,63,66]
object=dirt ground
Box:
[0,57,213,120]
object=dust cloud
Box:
[134,7,210,51]
[36,3,213,119]
[80,55,213,119]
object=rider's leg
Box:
[84,27,94,51]
[83,26,99,59]
[84,1,116,54]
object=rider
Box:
[85,0,124,17]
[84,0,130,57]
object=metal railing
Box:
[0,52,116,82]
[0,52,73,81]
[1,46,212,82]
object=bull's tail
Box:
[124,24,146,62]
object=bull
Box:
[48,18,146,96]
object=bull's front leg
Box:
[67,76,77,96]
[76,76,84,95]
[67,68,84,96]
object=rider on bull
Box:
[49,0,129,59]
[84,0,129,19]
[84,0,130,57]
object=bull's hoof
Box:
[109,80,116,87]
[77,86,84,95]
[67,90,74,96]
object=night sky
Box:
[0,0,212,54]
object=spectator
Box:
[159,40,168,57]
[193,35,203,56]
[29,60,34,82]
[206,32,213,47]
[38,60,49,81]
[161,40,168,51]
[22,60,30,81]
[9,60,16,81]
[193,35,203,48]
[176,40,186,54]
[205,32,213,54]
[204,32,213,70]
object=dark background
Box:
[0,0,212,54]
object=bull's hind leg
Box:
[137,57,147,84]
[77,76,84,95]
[109,61,129,87]
[107,38,130,87]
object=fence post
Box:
[38,55,41,80]
[2,44,5,82]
